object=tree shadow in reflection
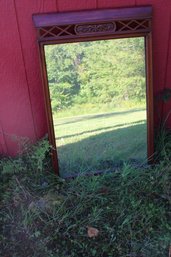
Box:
[57,122,147,178]
[56,120,146,140]
[54,108,145,126]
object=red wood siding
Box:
[14,0,57,139]
[0,1,36,155]
[98,0,136,8]
[57,0,96,11]
[0,0,171,155]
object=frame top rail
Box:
[33,6,152,28]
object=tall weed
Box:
[0,134,171,257]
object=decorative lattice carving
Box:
[38,19,150,41]
[39,25,74,39]
[116,19,149,32]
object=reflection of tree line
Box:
[45,38,146,112]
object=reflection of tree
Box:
[45,38,145,112]
[45,44,82,111]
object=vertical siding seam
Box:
[13,0,37,139]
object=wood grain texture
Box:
[57,0,96,12]
[0,0,36,155]
[15,0,57,139]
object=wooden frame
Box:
[33,6,153,175]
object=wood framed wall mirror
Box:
[33,6,154,177]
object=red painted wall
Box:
[0,0,171,155]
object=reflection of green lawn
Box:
[54,109,147,177]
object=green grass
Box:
[0,138,171,257]
[54,108,147,177]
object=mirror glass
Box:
[44,37,147,177]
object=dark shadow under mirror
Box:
[44,37,147,177]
